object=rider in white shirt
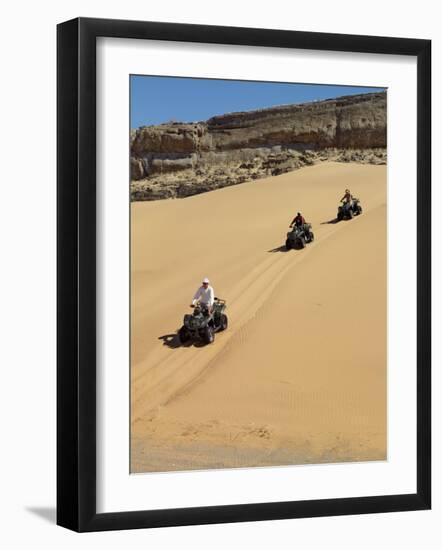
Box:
[191,277,215,312]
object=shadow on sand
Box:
[321,218,340,225]
[268,245,289,253]
[158,333,182,349]
[158,333,207,349]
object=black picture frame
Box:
[57,17,431,532]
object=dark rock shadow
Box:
[25,506,56,524]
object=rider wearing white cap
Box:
[191,277,215,311]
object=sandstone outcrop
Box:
[131,91,386,200]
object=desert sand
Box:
[131,162,387,473]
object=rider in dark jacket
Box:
[290,212,306,227]
[289,212,311,238]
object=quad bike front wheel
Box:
[202,326,215,345]
[285,239,292,250]
[295,237,306,249]
[178,326,191,344]
[220,314,228,331]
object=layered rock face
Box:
[131,91,386,200]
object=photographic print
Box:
[57,18,431,530]
[130,76,387,474]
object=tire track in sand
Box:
[131,209,370,423]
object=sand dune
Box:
[131,162,386,472]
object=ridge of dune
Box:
[131,161,387,472]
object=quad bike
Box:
[337,197,363,221]
[285,223,315,250]
[178,298,228,345]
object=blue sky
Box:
[130,75,384,129]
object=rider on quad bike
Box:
[337,189,363,221]
[289,212,312,239]
[178,277,228,345]
[191,277,214,313]
[340,189,353,214]
[286,212,314,249]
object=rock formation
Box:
[131,91,386,200]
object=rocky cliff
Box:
[131,91,386,200]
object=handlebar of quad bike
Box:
[190,297,225,308]
[341,197,359,203]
